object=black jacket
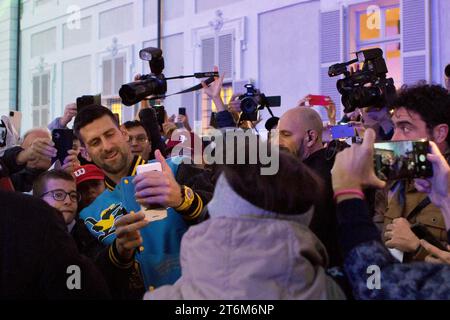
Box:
[139,108,167,159]
[0,191,111,299]
[304,147,343,268]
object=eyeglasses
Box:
[40,189,81,202]
[128,135,148,144]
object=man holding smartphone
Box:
[378,83,450,262]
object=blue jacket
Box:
[80,157,188,289]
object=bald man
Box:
[273,107,343,269]
[276,107,325,160]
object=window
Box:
[102,56,125,97]
[32,73,50,128]
[199,33,234,132]
[349,1,401,88]
[102,55,126,123]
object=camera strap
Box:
[408,196,431,221]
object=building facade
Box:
[0,0,19,118]
[11,0,450,133]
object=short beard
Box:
[98,150,128,175]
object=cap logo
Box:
[74,168,86,177]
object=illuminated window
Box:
[200,83,233,132]
[111,101,122,124]
[349,0,401,88]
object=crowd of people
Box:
[1,65,450,300]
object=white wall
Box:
[0,1,19,118]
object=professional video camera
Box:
[119,47,217,106]
[328,48,396,113]
[238,84,281,122]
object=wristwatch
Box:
[175,185,195,211]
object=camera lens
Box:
[240,97,258,114]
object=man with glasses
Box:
[32,170,147,299]
[123,120,151,162]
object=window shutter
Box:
[114,57,125,95]
[218,33,233,80]
[32,76,40,107]
[319,9,343,120]
[402,0,429,85]
[201,38,215,72]
[41,74,49,106]
[102,59,112,96]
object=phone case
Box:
[52,129,74,164]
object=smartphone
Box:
[52,129,74,164]
[154,105,166,128]
[330,124,356,139]
[178,107,186,116]
[374,140,433,181]
[76,94,101,113]
[9,111,22,135]
[308,95,329,107]
[411,224,448,252]
[136,163,167,222]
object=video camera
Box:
[328,48,396,113]
[119,48,167,106]
[238,84,281,122]
[119,47,218,107]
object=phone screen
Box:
[374,140,433,181]
[330,124,356,139]
[52,129,74,164]
[179,107,186,116]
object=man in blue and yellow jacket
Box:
[73,105,213,292]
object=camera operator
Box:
[273,106,343,268]
[376,83,450,262]
[331,128,450,299]
[201,69,236,129]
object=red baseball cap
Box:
[74,164,105,186]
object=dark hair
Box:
[73,105,118,142]
[220,135,323,215]
[445,64,450,78]
[33,170,75,198]
[393,82,450,144]
[123,120,144,131]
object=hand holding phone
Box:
[52,129,74,164]
[374,140,433,181]
[308,95,330,107]
[135,163,168,222]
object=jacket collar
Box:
[104,155,146,191]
